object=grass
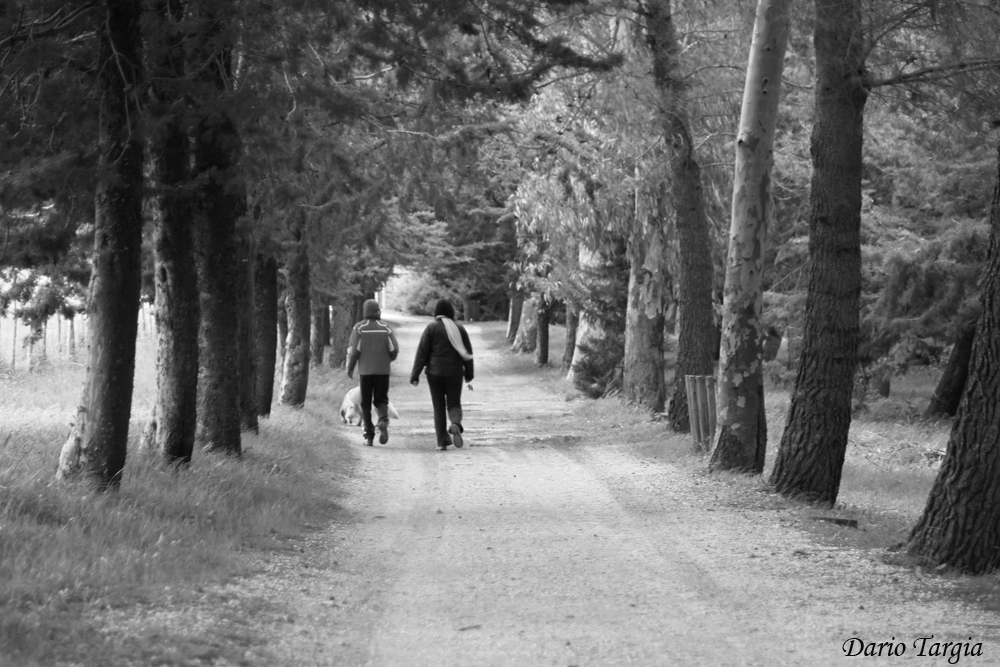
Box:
[3,316,997,663]
[0,331,356,666]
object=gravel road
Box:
[99,315,1000,667]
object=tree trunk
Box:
[236,227,258,434]
[535,297,550,366]
[329,299,351,368]
[567,245,605,382]
[924,317,976,418]
[769,0,867,505]
[709,0,792,474]
[563,302,578,371]
[622,210,667,412]
[643,0,717,430]
[192,5,243,456]
[310,295,327,367]
[143,0,200,464]
[511,296,538,353]
[277,287,288,370]
[254,253,278,417]
[280,212,311,407]
[506,291,524,342]
[57,0,144,488]
[906,144,1000,574]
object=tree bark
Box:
[563,302,578,371]
[254,253,278,417]
[906,144,1000,574]
[280,212,311,407]
[192,3,243,456]
[535,297,550,366]
[642,0,716,429]
[512,297,538,353]
[709,0,792,474]
[568,245,605,382]
[924,317,977,418]
[236,227,258,433]
[329,299,351,368]
[57,0,144,488]
[769,0,867,504]
[310,295,327,367]
[277,287,288,370]
[623,210,668,412]
[143,0,199,464]
[506,291,524,342]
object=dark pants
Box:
[427,374,463,446]
[360,374,390,439]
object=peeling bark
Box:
[280,212,311,407]
[769,0,867,504]
[710,0,792,474]
[623,215,667,412]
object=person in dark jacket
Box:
[347,299,399,446]
[410,299,474,451]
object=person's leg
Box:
[359,375,375,444]
[443,376,464,447]
[426,374,449,449]
[372,374,390,444]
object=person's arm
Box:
[346,326,360,378]
[388,329,400,362]
[460,326,474,382]
[410,325,431,384]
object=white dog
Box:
[340,386,400,426]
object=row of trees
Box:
[4,0,1000,572]
[495,0,1000,574]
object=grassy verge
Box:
[0,350,356,666]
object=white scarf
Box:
[436,316,473,360]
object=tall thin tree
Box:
[709,0,792,473]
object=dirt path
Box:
[103,315,1000,666]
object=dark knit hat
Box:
[363,299,381,319]
[433,299,455,319]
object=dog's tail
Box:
[387,403,401,420]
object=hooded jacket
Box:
[347,299,399,375]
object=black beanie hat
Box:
[434,299,455,319]
[363,299,381,319]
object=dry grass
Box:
[0,337,356,666]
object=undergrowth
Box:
[0,348,355,666]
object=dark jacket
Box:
[347,299,399,375]
[411,318,474,381]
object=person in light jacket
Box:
[410,299,474,451]
[347,299,399,446]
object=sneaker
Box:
[364,437,374,447]
[377,419,389,445]
[436,444,448,451]
[449,424,463,448]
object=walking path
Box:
[102,314,1000,666]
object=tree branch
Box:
[869,58,1000,89]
